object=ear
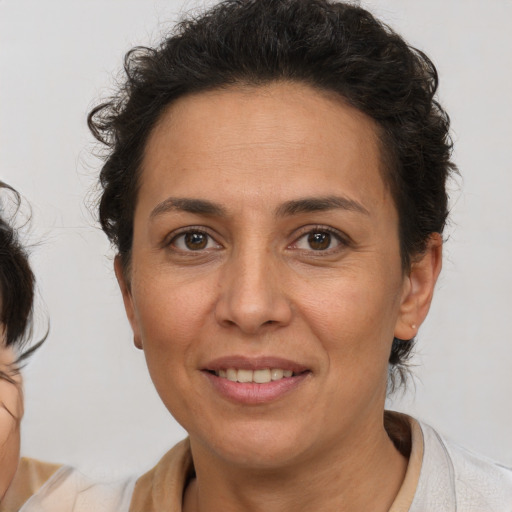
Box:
[114,256,143,350]
[394,233,443,340]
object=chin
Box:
[193,418,319,470]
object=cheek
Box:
[134,272,214,352]
[131,273,218,412]
[295,267,402,366]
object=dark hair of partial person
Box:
[88,0,457,389]
[0,182,44,383]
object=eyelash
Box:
[165,227,221,253]
[289,225,349,254]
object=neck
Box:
[183,414,408,512]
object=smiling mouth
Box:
[203,361,310,403]
[209,368,303,383]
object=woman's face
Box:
[118,82,431,467]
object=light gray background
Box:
[1,0,511,477]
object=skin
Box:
[117,82,442,512]
[0,332,23,501]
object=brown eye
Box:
[307,232,332,250]
[184,232,208,250]
[171,230,220,252]
[291,228,345,253]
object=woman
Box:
[85,0,510,510]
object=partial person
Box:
[0,181,31,502]
[0,181,59,508]
[0,183,135,511]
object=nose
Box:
[214,245,293,334]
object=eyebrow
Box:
[150,197,227,219]
[150,195,369,220]
[275,196,370,217]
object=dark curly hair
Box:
[0,182,34,348]
[0,182,44,383]
[88,0,457,388]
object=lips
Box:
[202,356,310,404]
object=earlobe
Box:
[394,233,443,340]
[114,256,143,350]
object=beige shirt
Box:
[0,458,61,512]
[1,459,135,512]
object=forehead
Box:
[139,82,390,215]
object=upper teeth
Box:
[216,368,293,383]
